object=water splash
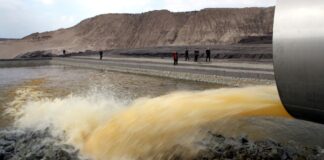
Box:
[4,79,48,120]
[8,85,290,159]
[85,86,290,160]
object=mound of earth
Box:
[14,51,56,59]
[0,7,274,59]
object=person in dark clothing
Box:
[185,49,189,61]
[99,51,103,60]
[63,50,66,57]
[176,52,179,65]
[173,51,178,65]
[194,50,199,62]
[206,49,211,62]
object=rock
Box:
[192,131,324,160]
[1,127,323,160]
[4,145,14,153]
[4,134,17,141]
[0,128,81,160]
[239,136,249,145]
[0,140,14,147]
[0,149,6,160]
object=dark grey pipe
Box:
[273,0,324,123]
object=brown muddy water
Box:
[1,65,324,160]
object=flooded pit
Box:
[0,65,324,160]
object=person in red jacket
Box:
[173,51,178,65]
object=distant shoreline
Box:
[0,38,18,41]
[13,44,273,62]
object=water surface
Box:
[0,65,222,127]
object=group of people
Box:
[173,49,211,65]
[63,49,212,64]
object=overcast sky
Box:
[0,0,276,38]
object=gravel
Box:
[1,128,323,160]
[0,128,82,160]
[193,131,324,160]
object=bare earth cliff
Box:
[0,7,274,59]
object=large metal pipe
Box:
[274,0,324,123]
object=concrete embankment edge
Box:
[0,58,52,68]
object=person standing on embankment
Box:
[206,49,211,62]
[63,50,66,57]
[194,50,199,62]
[99,51,103,60]
[185,49,189,61]
[173,51,178,65]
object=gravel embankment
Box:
[0,128,81,160]
[52,57,275,86]
[1,128,323,160]
[193,132,324,160]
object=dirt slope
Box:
[0,7,274,59]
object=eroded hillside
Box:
[0,7,274,58]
